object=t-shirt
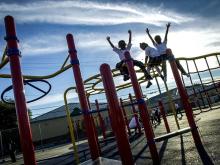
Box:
[154,41,167,55]
[113,43,132,60]
[145,46,160,58]
[129,116,138,129]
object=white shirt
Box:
[113,43,132,60]
[154,41,167,55]
[129,116,138,129]
[145,46,160,58]
[175,103,179,109]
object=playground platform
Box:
[1,107,220,165]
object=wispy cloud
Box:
[28,92,78,108]
[0,0,194,26]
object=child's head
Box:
[118,40,126,49]
[139,42,148,50]
[154,35,162,44]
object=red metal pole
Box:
[120,98,131,136]
[167,49,213,164]
[87,96,101,153]
[158,100,170,133]
[66,34,100,160]
[129,94,142,134]
[95,100,107,141]
[100,64,134,165]
[4,16,36,165]
[124,52,159,164]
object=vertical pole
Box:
[38,124,44,150]
[193,59,212,109]
[64,89,80,164]
[4,16,36,165]
[0,131,4,160]
[158,101,170,133]
[167,49,213,165]
[100,64,134,165]
[120,98,131,136]
[95,100,107,141]
[185,60,203,110]
[66,34,100,160]
[204,57,220,98]
[124,52,159,164]
[128,94,141,134]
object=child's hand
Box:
[146,28,150,34]
[166,22,171,28]
[106,36,110,40]
[128,30,132,34]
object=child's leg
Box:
[161,60,167,80]
[133,60,152,80]
[175,59,189,76]
[116,61,124,75]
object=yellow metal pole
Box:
[64,87,80,164]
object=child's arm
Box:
[146,28,155,45]
[106,36,115,48]
[128,30,132,44]
[164,22,171,42]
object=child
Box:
[139,42,165,85]
[106,30,153,84]
[146,23,189,81]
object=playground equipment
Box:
[1,15,219,164]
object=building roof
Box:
[31,102,107,123]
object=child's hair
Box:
[154,35,161,43]
[139,42,148,50]
[118,40,126,49]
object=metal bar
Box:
[66,34,100,160]
[100,63,134,165]
[4,15,36,165]
[124,52,159,164]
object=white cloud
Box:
[28,92,78,108]
[0,0,194,26]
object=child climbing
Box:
[145,23,189,81]
[106,30,153,85]
[139,42,165,87]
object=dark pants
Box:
[149,54,188,79]
[116,60,151,77]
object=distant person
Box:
[154,107,161,124]
[139,42,165,86]
[129,116,141,134]
[175,103,183,118]
[8,140,16,162]
[145,23,189,81]
[106,30,153,86]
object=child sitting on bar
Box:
[106,30,152,86]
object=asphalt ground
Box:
[1,107,219,165]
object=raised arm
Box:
[106,36,115,48]
[128,30,132,44]
[164,22,171,42]
[146,28,155,45]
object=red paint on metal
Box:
[100,64,134,165]
[66,34,100,160]
[124,51,159,164]
[158,100,170,133]
[4,16,36,165]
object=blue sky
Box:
[0,0,220,118]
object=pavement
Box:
[1,107,220,165]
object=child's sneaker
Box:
[146,81,152,88]
[123,74,130,81]
[183,72,190,77]
[145,74,153,80]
